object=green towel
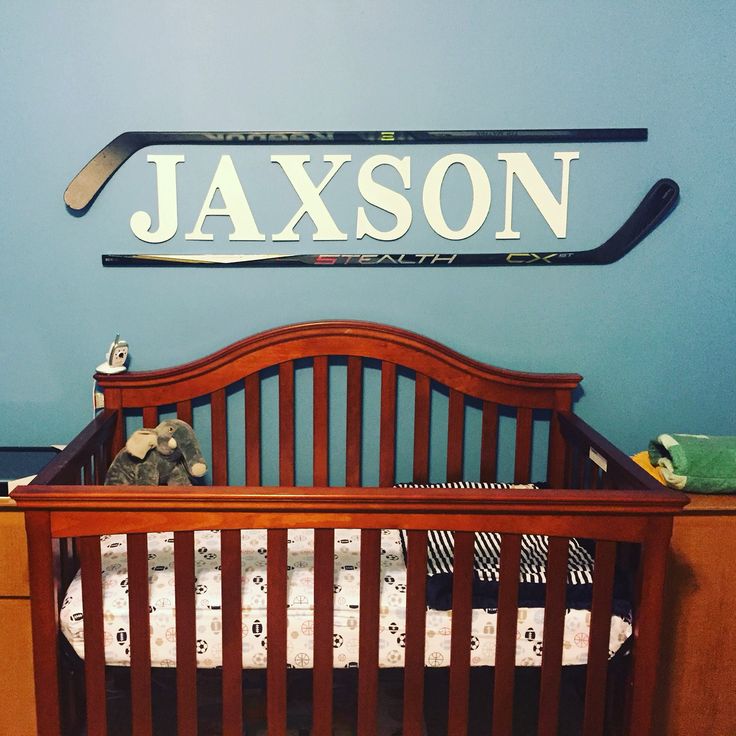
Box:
[648,433,736,493]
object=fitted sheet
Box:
[60,529,632,669]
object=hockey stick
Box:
[101,178,678,268]
[65,127,647,212]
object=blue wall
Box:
[1,3,734,453]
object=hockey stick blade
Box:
[585,177,679,264]
[65,128,648,212]
[101,178,679,268]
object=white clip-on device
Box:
[96,335,129,374]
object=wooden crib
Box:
[13,320,686,736]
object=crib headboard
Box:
[95,320,582,488]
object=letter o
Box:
[422,154,491,240]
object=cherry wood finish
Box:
[78,536,107,735]
[312,527,335,734]
[221,528,243,735]
[492,533,522,736]
[583,540,617,736]
[173,531,197,736]
[11,321,686,736]
[402,528,428,736]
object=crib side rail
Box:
[15,484,685,736]
[557,411,664,492]
[33,411,118,487]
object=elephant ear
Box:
[125,429,158,460]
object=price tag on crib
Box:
[588,447,608,472]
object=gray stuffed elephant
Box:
[104,418,207,485]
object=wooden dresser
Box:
[0,498,37,736]
[653,493,736,735]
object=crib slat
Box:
[480,400,499,482]
[547,405,567,487]
[78,537,107,736]
[379,361,397,486]
[211,388,228,485]
[573,449,584,490]
[402,530,428,736]
[267,528,288,736]
[537,536,569,736]
[312,528,334,734]
[514,406,533,483]
[564,441,574,487]
[346,356,362,486]
[142,406,158,428]
[590,459,601,490]
[357,528,381,736]
[109,389,125,454]
[313,356,329,486]
[627,519,671,736]
[492,533,522,736]
[25,512,62,736]
[245,373,262,485]
[447,531,474,736]
[127,533,153,736]
[582,541,617,736]
[176,400,193,425]
[279,362,295,485]
[604,466,621,490]
[413,373,430,483]
[94,444,106,484]
[173,531,198,736]
[221,529,243,736]
[446,389,465,482]
[83,457,93,485]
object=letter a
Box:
[185,155,265,241]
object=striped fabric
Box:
[396,482,595,587]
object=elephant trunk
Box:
[171,421,208,479]
[159,419,208,480]
[172,437,207,477]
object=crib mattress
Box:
[60,529,632,669]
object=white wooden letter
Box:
[271,154,351,241]
[185,155,265,242]
[356,155,413,241]
[130,154,185,244]
[422,154,491,240]
[495,152,580,240]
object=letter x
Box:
[271,154,351,241]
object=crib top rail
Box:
[94,320,583,410]
[13,483,686,515]
[13,482,687,544]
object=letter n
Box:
[495,152,579,240]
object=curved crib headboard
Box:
[95,321,583,487]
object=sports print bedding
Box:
[60,528,632,669]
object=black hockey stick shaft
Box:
[102,178,679,268]
[65,127,647,212]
